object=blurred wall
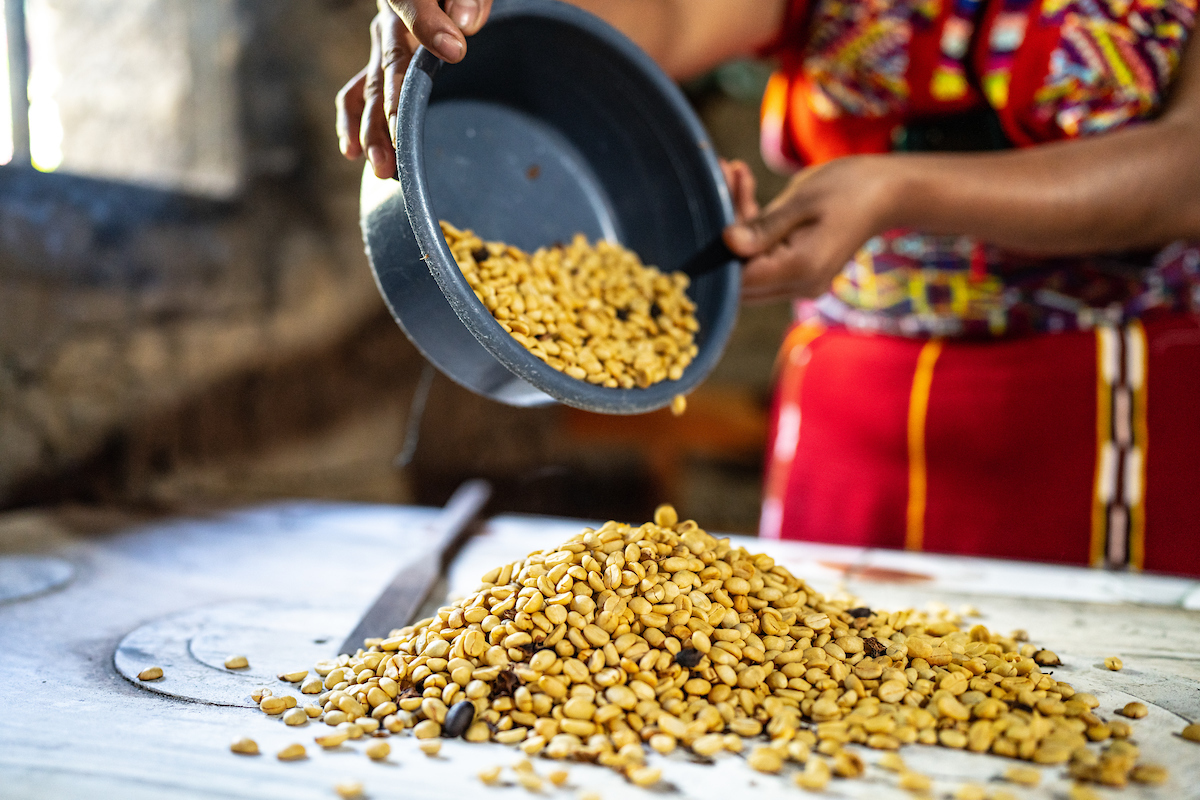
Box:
[0,0,419,507]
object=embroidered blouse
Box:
[761,0,1200,336]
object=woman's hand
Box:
[723,156,894,303]
[720,158,760,224]
[337,0,492,179]
[720,30,1200,294]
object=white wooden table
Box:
[1,502,1197,800]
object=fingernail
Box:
[338,135,348,156]
[368,144,388,172]
[450,0,479,30]
[433,31,464,61]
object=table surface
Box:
[1,501,1198,800]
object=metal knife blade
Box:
[338,479,491,655]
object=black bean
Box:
[848,607,872,618]
[675,648,703,668]
[472,247,489,263]
[443,700,476,738]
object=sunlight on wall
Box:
[0,0,12,166]
[20,0,243,195]
[25,0,62,171]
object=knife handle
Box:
[426,479,492,563]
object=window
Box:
[2,0,23,166]
[2,0,244,198]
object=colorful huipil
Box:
[758,0,1200,574]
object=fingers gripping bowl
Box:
[359,0,740,413]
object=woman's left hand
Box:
[723,155,894,303]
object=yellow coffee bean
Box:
[229,737,259,755]
[1120,701,1148,719]
[276,743,306,761]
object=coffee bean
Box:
[443,700,476,738]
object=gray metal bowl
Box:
[360,0,740,413]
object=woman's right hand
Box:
[337,0,493,179]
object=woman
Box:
[339,0,1200,574]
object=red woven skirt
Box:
[760,312,1200,576]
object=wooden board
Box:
[1,502,1198,800]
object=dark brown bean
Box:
[675,648,703,668]
[443,700,476,738]
[863,637,887,657]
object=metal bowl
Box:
[360,0,740,413]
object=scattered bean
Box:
[334,781,363,799]
[276,743,306,761]
[628,766,661,787]
[1105,656,1124,671]
[1003,766,1041,787]
[224,655,249,670]
[365,741,390,761]
[795,758,831,790]
[1130,764,1168,785]
[1068,784,1102,800]
[1119,702,1148,719]
[229,737,259,755]
[747,746,782,774]
[419,740,441,757]
[516,772,543,792]
[315,732,350,748]
[137,666,163,681]
[898,772,931,791]
[1033,650,1060,666]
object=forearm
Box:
[882,116,1200,255]
[565,0,787,80]
[880,30,1200,256]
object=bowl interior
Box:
[383,0,739,413]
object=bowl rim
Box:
[393,0,740,414]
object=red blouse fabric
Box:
[762,0,1197,168]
